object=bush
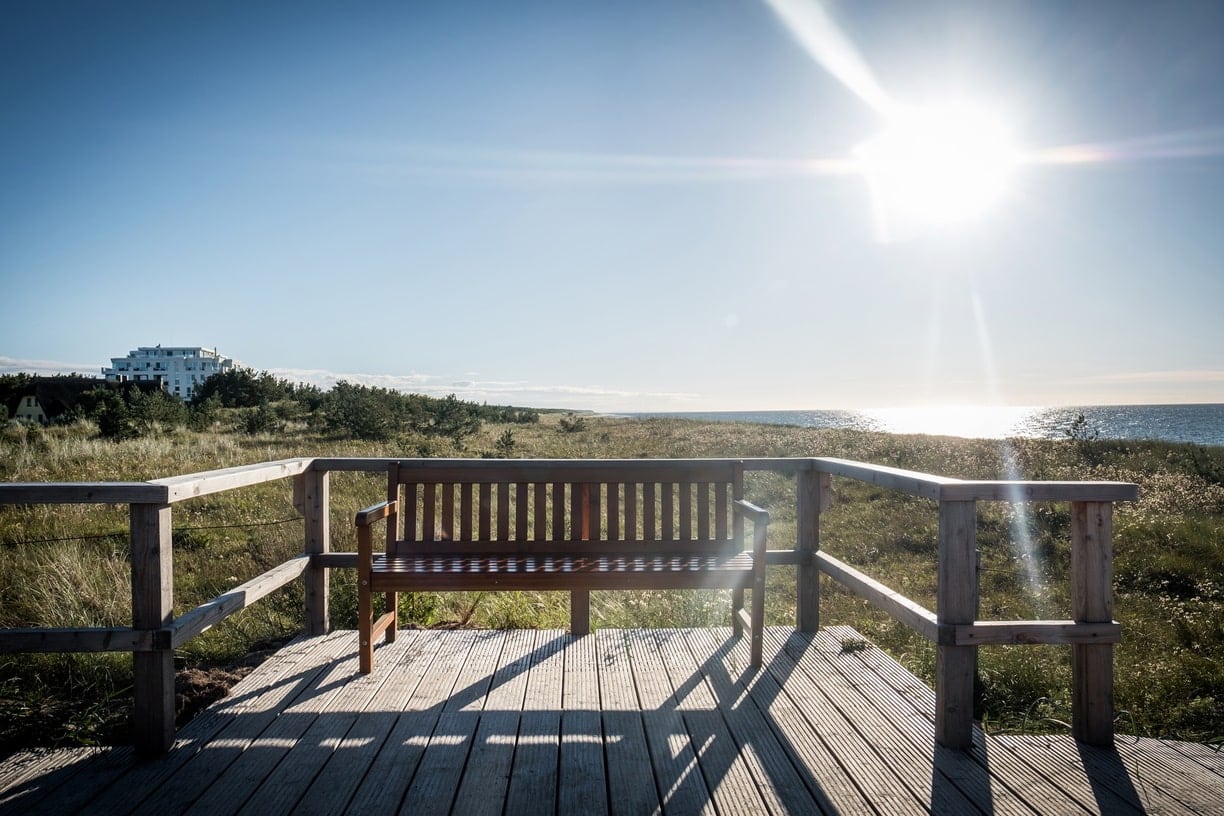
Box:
[190,369,293,408]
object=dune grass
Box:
[1,413,1221,751]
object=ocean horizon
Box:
[628,403,1224,447]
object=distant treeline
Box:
[0,371,539,442]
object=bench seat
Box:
[370,551,755,590]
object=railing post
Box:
[131,502,175,757]
[936,499,977,749]
[302,468,331,636]
[796,468,827,632]
[1071,501,1115,746]
[571,483,592,636]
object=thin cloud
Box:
[1,356,697,411]
[1090,369,1224,384]
[268,367,697,411]
[0,356,101,376]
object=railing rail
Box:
[0,455,1137,755]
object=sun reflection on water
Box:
[863,405,1039,439]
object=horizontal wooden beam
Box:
[812,458,1138,504]
[939,481,1139,503]
[954,620,1122,646]
[0,482,169,505]
[311,456,814,477]
[814,551,941,642]
[152,458,312,504]
[315,551,358,570]
[812,458,953,501]
[171,556,310,647]
[0,626,167,653]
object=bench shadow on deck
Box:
[3,625,1222,816]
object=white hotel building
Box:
[102,346,236,401]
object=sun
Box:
[854,102,1019,238]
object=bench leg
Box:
[750,576,765,670]
[359,577,374,673]
[731,588,745,637]
[570,590,590,636]
[385,592,398,642]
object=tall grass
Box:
[1,413,1221,750]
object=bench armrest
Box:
[733,499,770,562]
[732,499,770,526]
[356,499,398,528]
[356,499,398,577]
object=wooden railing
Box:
[0,457,1136,755]
[797,458,1137,749]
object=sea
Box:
[629,404,1224,447]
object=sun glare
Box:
[855,103,1019,239]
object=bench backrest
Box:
[385,459,745,554]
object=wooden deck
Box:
[1,625,1220,815]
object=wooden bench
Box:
[355,459,770,672]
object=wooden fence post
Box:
[796,469,827,632]
[302,468,331,636]
[1071,501,1115,746]
[936,499,978,749]
[131,502,175,757]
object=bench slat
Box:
[715,483,728,540]
[423,483,437,541]
[516,482,529,540]
[442,483,456,539]
[497,482,511,540]
[404,482,418,547]
[624,483,637,541]
[643,483,656,541]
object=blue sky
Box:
[3,0,1223,411]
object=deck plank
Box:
[718,626,943,816]
[294,630,446,816]
[628,630,716,816]
[683,627,846,815]
[451,710,520,816]
[558,634,608,815]
[105,631,352,816]
[343,629,482,813]
[3,626,1221,816]
[783,629,1040,816]
[652,628,784,816]
[700,629,872,816]
[182,635,363,816]
[559,709,608,816]
[597,629,663,816]
[506,630,565,815]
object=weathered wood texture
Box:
[150,458,312,503]
[935,499,978,750]
[129,502,174,758]
[1071,501,1115,747]
[4,627,1219,816]
[299,469,330,636]
[171,556,309,647]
